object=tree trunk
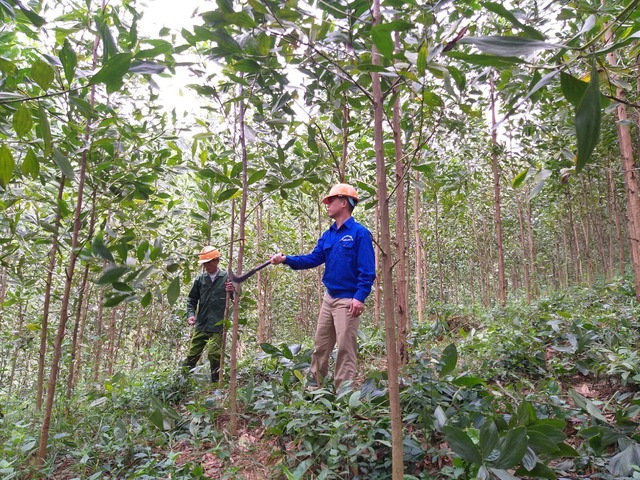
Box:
[613,95,640,299]
[392,57,408,364]
[257,201,265,344]
[93,289,105,382]
[515,192,531,303]
[489,75,506,306]
[413,172,424,324]
[434,192,444,303]
[229,85,249,435]
[374,202,381,328]
[36,175,65,412]
[525,190,537,297]
[8,303,25,397]
[372,0,404,474]
[37,98,92,467]
[609,164,626,277]
[66,264,90,399]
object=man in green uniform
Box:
[182,246,234,383]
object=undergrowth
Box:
[1,280,639,479]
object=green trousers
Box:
[182,330,223,382]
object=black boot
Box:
[210,363,220,383]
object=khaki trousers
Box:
[311,293,360,390]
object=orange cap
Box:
[322,183,359,205]
[197,246,220,265]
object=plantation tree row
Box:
[1,0,640,472]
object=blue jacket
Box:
[284,217,376,303]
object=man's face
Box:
[325,196,347,218]
[203,258,219,274]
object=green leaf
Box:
[451,375,485,387]
[260,343,282,356]
[13,103,32,138]
[371,24,394,60]
[37,102,52,157]
[493,426,528,469]
[439,343,458,377]
[218,187,239,202]
[512,169,528,188]
[0,57,17,77]
[607,443,640,477]
[128,61,166,75]
[459,36,565,57]
[97,266,129,285]
[90,53,133,93]
[0,144,15,188]
[141,291,152,308]
[167,277,180,306]
[575,61,601,173]
[514,462,557,479]
[570,389,607,422]
[21,148,39,179]
[52,147,75,180]
[443,425,483,464]
[417,42,428,77]
[103,293,130,307]
[482,2,545,40]
[445,51,525,67]
[480,421,499,460]
[560,72,588,108]
[233,59,260,73]
[17,3,45,27]
[148,409,164,430]
[30,58,55,90]
[96,15,118,62]
[92,236,115,263]
[247,169,267,185]
[527,431,560,455]
[59,39,77,84]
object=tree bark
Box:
[392,56,408,364]
[372,0,404,474]
[36,175,65,411]
[489,75,506,306]
[229,84,249,435]
[257,201,265,343]
[413,172,424,324]
[515,192,531,303]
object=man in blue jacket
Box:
[271,183,376,390]
[183,246,234,383]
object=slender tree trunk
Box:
[413,172,424,324]
[66,188,97,398]
[66,265,90,399]
[525,190,536,297]
[115,303,127,368]
[489,75,506,306]
[257,201,265,343]
[0,265,6,304]
[434,192,444,303]
[610,164,626,277]
[374,202,381,327]
[516,193,531,302]
[36,175,65,411]
[93,289,105,382]
[579,176,594,283]
[229,85,249,435]
[37,89,93,468]
[605,164,617,277]
[372,0,403,474]
[566,190,583,283]
[8,303,25,397]
[392,59,408,364]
